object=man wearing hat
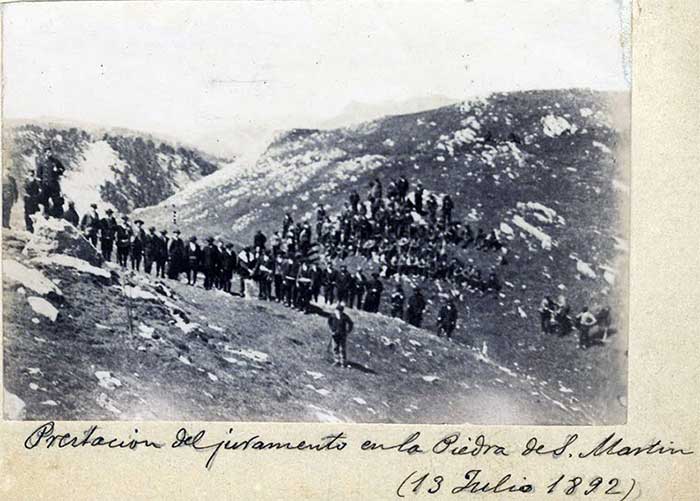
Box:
[281,254,298,307]
[390,283,405,318]
[295,259,314,312]
[363,272,383,313]
[22,170,41,233]
[80,203,101,246]
[327,303,354,367]
[115,215,133,268]
[154,229,169,278]
[437,296,458,339]
[348,268,366,310]
[63,200,79,227]
[219,242,237,293]
[185,236,201,285]
[414,181,424,214]
[335,265,352,305]
[406,286,426,328]
[201,236,220,290]
[130,220,146,271]
[99,208,118,261]
[143,226,159,275]
[2,173,18,229]
[167,229,185,280]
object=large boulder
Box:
[22,215,103,266]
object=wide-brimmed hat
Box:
[106,209,114,214]
[134,219,144,225]
[90,203,98,209]
[173,229,181,235]
[206,236,214,243]
[149,226,156,232]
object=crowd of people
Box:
[1,147,71,232]
[270,176,509,294]
[538,295,614,349]
[5,149,615,367]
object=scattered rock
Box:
[27,297,59,322]
[228,348,269,364]
[95,371,122,390]
[4,259,63,298]
[305,384,331,397]
[31,254,111,280]
[421,376,440,383]
[4,389,26,420]
[138,324,155,339]
[96,392,121,415]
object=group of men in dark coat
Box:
[14,148,68,232]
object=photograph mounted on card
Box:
[2,0,629,425]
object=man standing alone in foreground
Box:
[327,304,354,367]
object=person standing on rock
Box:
[406,286,426,327]
[63,200,79,227]
[2,174,18,229]
[328,303,354,367]
[437,297,458,339]
[36,147,66,214]
[80,204,101,247]
[99,209,118,262]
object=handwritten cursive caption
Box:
[23,422,694,498]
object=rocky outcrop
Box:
[22,216,103,266]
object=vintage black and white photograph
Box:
[2,0,630,424]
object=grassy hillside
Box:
[134,89,629,423]
[4,227,601,424]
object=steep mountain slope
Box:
[135,89,630,423]
[3,122,229,216]
[4,225,597,424]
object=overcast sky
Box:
[3,0,629,154]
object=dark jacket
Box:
[328,312,354,337]
[201,244,220,271]
[185,242,201,268]
[437,302,458,328]
[64,207,80,226]
[100,217,118,240]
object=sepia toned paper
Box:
[0,0,698,499]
